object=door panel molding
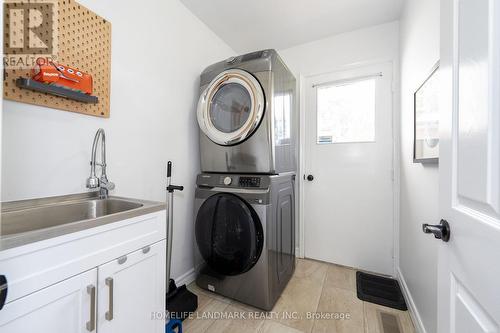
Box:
[439,0,500,331]
[450,274,499,333]
[453,0,500,220]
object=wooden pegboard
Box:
[3,0,112,117]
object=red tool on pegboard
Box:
[31,58,93,95]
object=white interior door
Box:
[438,0,500,331]
[303,63,394,275]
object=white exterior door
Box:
[438,0,500,332]
[303,63,395,275]
[0,269,97,333]
[98,240,165,333]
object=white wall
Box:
[279,21,399,78]
[1,0,234,281]
[399,0,440,332]
[278,21,400,263]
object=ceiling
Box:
[180,0,404,53]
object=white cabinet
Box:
[0,210,166,332]
[98,241,166,333]
[0,269,98,333]
[0,240,166,333]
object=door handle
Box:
[422,219,451,242]
[306,175,314,181]
[105,277,114,321]
[86,285,96,331]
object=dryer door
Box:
[195,193,264,276]
[197,69,265,146]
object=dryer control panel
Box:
[197,173,269,189]
[239,176,261,188]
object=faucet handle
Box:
[101,181,115,191]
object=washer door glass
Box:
[195,193,264,276]
[198,69,265,146]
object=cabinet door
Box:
[0,269,98,333]
[98,240,166,333]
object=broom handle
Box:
[165,161,183,294]
[166,162,173,294]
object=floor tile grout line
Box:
[267,318,302,333]
[363,301,369,333]
[302,261,328,333]
[254,318,265,333]
[182,297,214,332]
[201,300,231,333]
[309,264,328,333]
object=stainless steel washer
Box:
[197,49,297,174]
[193,172,295,310]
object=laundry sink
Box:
[0,192,165,250]
[2,198,143,236]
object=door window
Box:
[316,78,376,144]
[209,83,252,133]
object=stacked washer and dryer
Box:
[193,49,297,310]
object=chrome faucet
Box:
[86,128,115,199]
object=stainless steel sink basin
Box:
[2,199,143,236]
[1,192,165,251]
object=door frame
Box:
[297,61,400,276]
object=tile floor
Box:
[182,259,415,333]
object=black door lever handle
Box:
[422,219,451,242]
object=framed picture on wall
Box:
[414,61,440,163]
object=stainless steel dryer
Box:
[193,172,295,310]
[197,49,296,174]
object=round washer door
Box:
[195,193,264,276]
[197,69,265,146]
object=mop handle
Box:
[167,161,184,193]
[165,161,183,294]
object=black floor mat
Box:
[356,271,407,310]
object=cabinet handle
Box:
[86,285,96,331]
[105,277,114,321]
[142,245,151,254]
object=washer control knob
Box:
[223,176,232,186]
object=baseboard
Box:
[174,268,196,287]
[295,246,303,258]
[397,267,427,333]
